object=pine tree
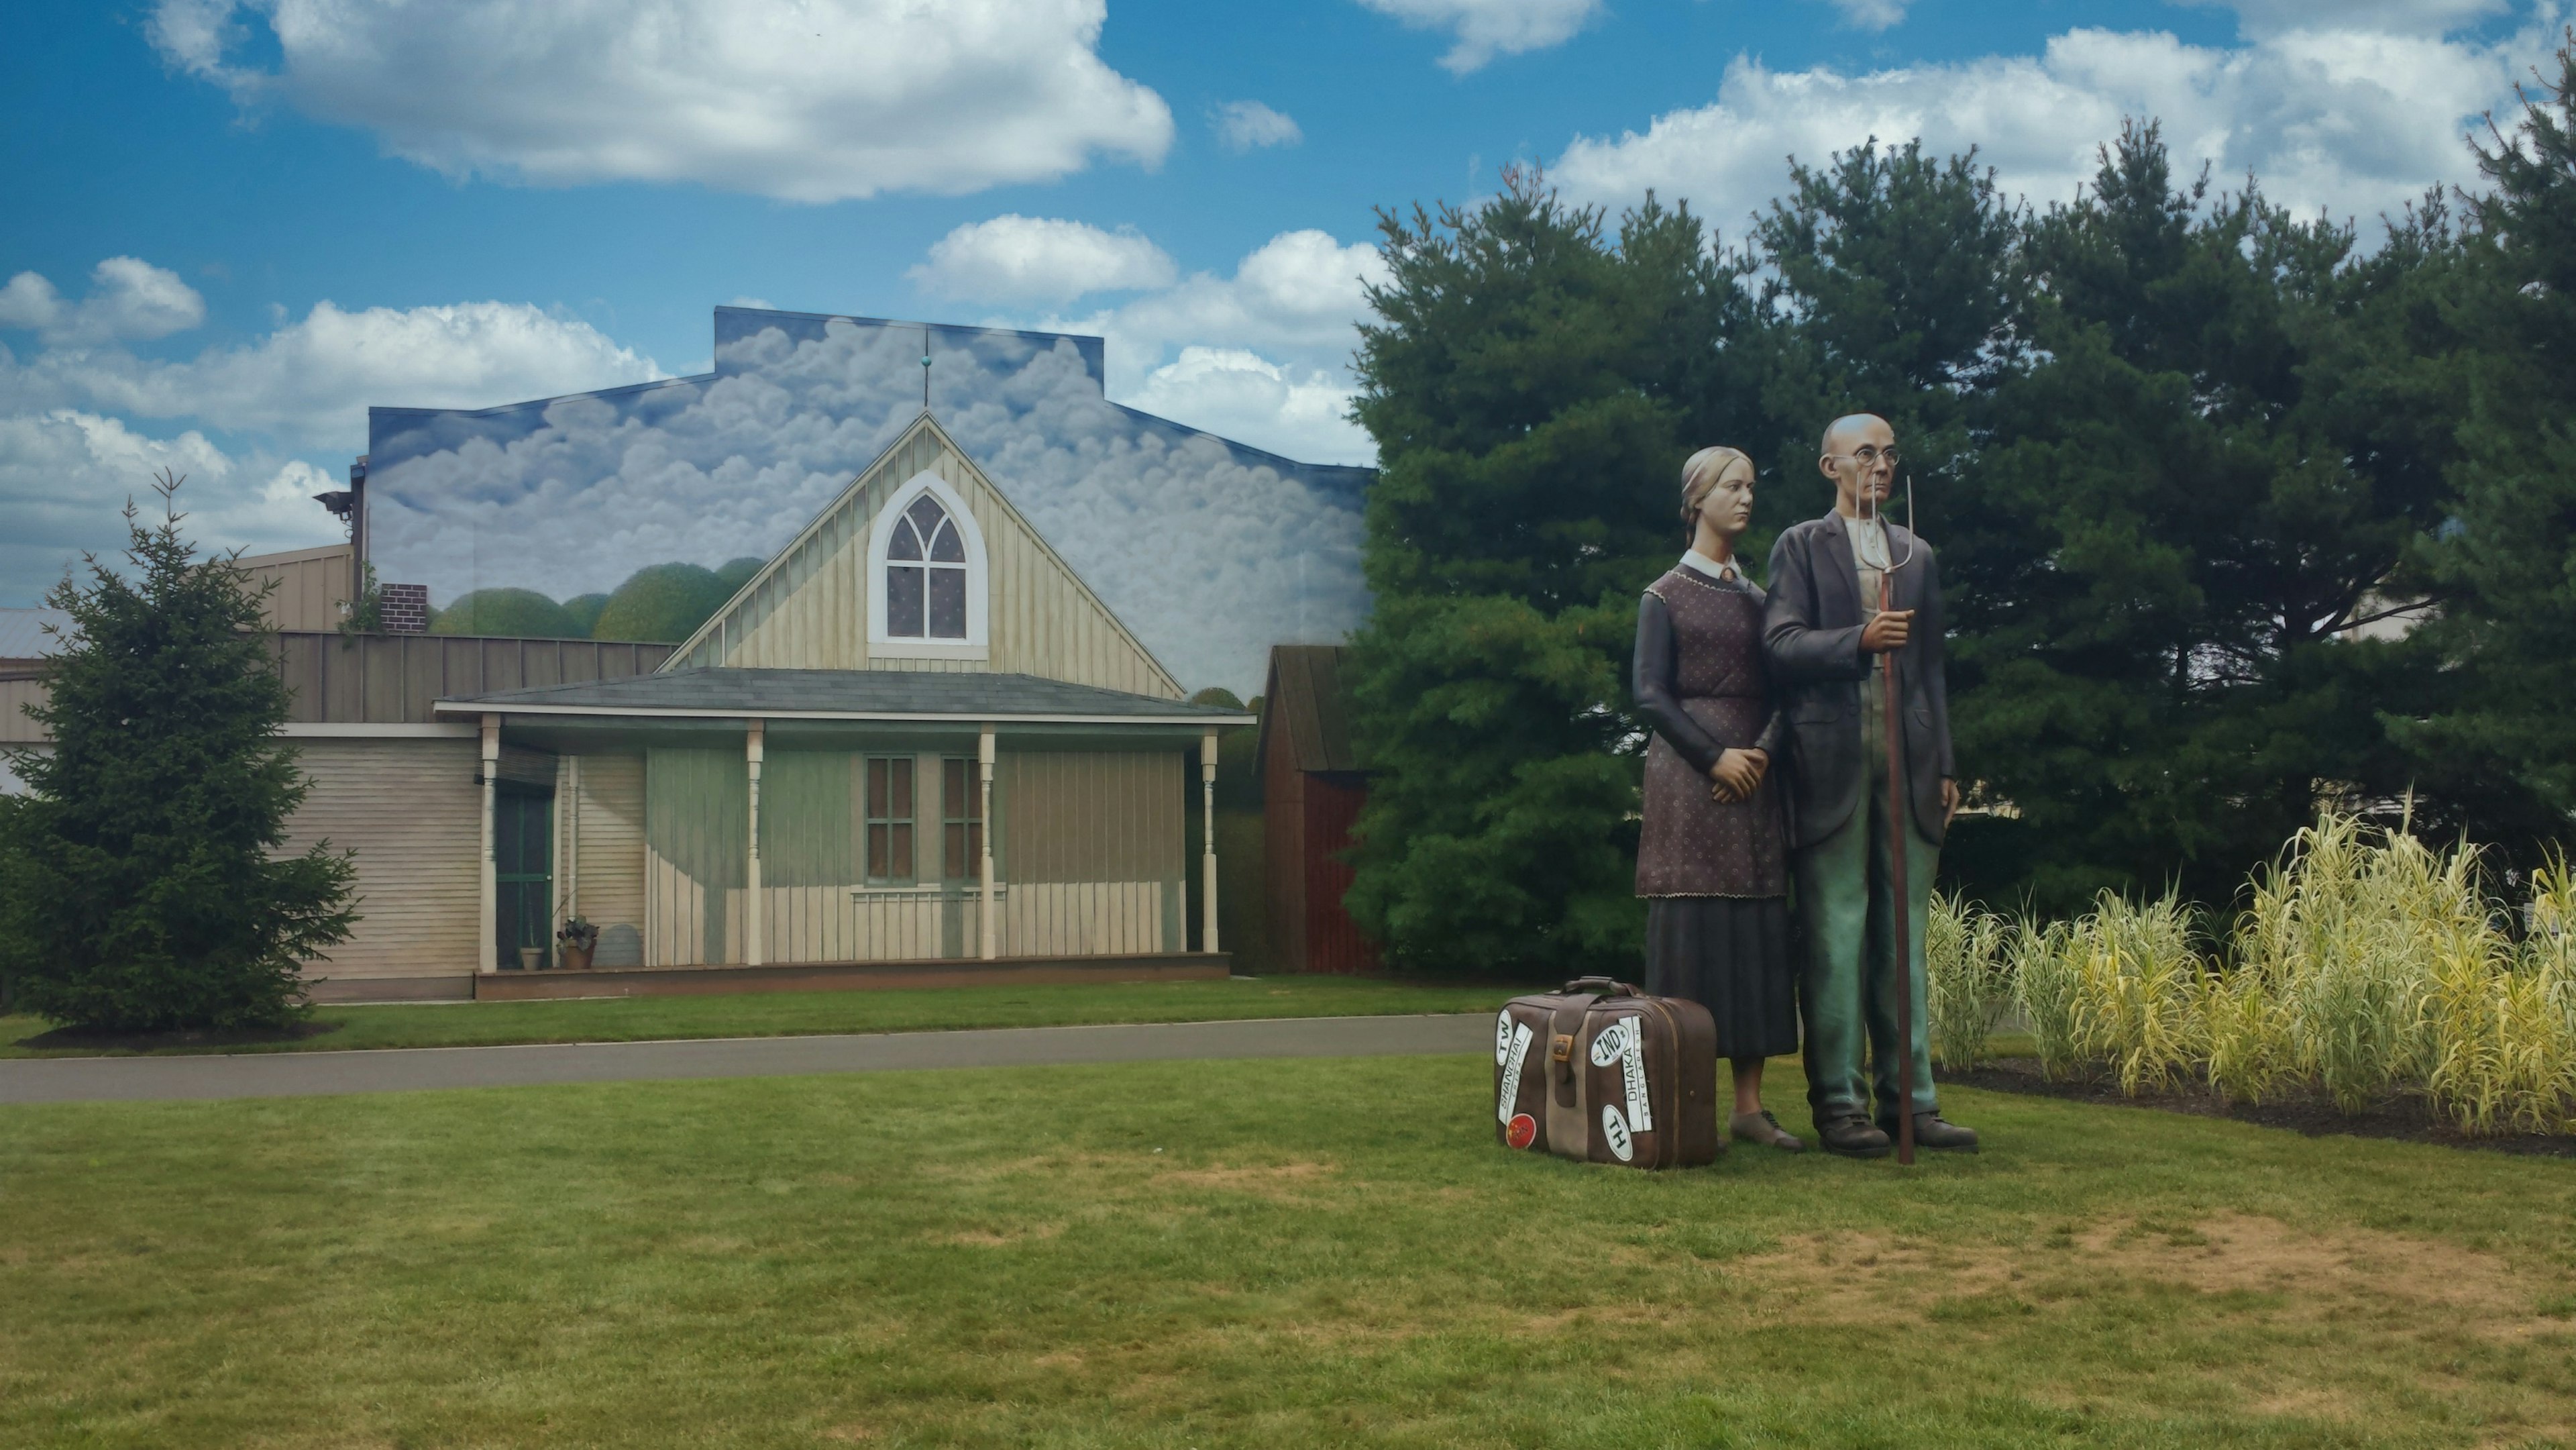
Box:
[1943,123,2467,909]
[2399,38,2576,856]
[0,473,356,1031]
[1343,170,1741,974]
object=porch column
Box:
[745,719,765,967]
[1201,730,1220,955]
[978,724,997,960]
[478,713,499,974]
[563,755,581,925]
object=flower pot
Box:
[517,946,545,972]
[560,942,595,972]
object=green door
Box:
[495,786,553,969]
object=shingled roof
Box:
[435,667,1253,725]
[1258,645,1361,774]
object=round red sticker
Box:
[1505,1113,1538,1149]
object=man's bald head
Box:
[1817,412,1897,517]
[1820,413,1891,458]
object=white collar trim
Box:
[1679,550,1741,582]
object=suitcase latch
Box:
[1550,1033,1574,1064]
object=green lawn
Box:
[3,1057,2571,1447]
[0,975,1511,1058]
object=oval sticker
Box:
[1589,1017,1633,1068]
[1601,1104,1634,1162]
[1505,1112,1538,1150]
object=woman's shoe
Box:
[1729,1109,1806,1151]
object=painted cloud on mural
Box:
[365,307,1370,694]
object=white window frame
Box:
[865,470,989,662]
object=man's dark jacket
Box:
[1761,511,1955,849]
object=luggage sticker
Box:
[1495,1010,1514,1065]
[1496,1021,1535,1124]
[1505,1112,1538,1149]
[1601,1104,1635,1161]
[1585,1017,1654,1133]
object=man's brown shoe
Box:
[1884,1112,1980,1152]
[1729,1109,1806,1151]
[1815,1115,1890,1157]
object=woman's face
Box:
[1699,461,1756,541]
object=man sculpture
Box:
[1762,414,1978,1157]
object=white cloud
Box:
[1354,0,1603,73]
[1,287,661,452]
[0,258,206,347]
[1214,100,1303,152]
[0,410,341,602]
[2182,0,2509,38]
[146,0,1173,202]
[1060,229,1390,382]
[1823,0,1909,30]
[1019,228,1386,470]
[908,217,1179,306]
[1552,17,2558,236]
[1123,348,1371,466]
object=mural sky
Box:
[370,309,1368,693]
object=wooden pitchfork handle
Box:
[1880,570,1917,1167]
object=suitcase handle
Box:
[1557,976,1641,998]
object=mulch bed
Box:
[13,1021,346,1052]
[1945,1056,2576,1158]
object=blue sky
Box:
[0,0,2557,607]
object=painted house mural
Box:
[362,307,1373,696]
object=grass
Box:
[0,975,1513,1059]
[4,1055,2573,1447]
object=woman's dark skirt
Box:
[1644,896,1798,1060]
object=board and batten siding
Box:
[236,543,353,633]
[669,420,1181,698]
[0,677,45,744]
[557,754,647,967]
[641,745,1191,964]
[276,738,481,984]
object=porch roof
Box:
[434,667,1254,728]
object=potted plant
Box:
[556,917,599,971]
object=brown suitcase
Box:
[1493,977,1720,1168]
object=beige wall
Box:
[560,753,648,966]
[237,544,354,633]
[278,737,481,986]
[643,745,1191,964]
[671,422,1181,698]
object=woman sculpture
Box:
[1631,446,1803,1151]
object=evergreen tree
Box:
[1946,123,2467,909]
[2400,40,2576,856]
[0,474,356,1031]
[1343,170,1743,974]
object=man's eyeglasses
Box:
[1828,447,1899,468]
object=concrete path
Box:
[0,1013,1494,1104]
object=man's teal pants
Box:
[1792,689,1939,1128]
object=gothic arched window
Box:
[884,493,968,639]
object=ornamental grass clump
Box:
[1927,894,2012,1069]
[2012,918,2082,1081]
[2065,892,2205,1096]
[1934,812,2576,1134]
